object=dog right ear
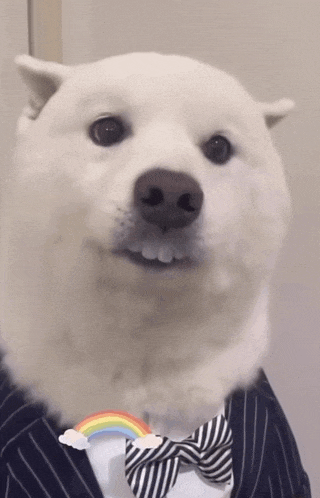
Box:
[260,98,295,128]
[15,55,70,131]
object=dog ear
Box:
[15,55,70,128]
[260,98,295,128]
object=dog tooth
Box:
[174,249,186,260]
[158,246,173,263]
[142,245,158,260]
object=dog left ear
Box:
[260,98,295,128]
[15,55,70,131]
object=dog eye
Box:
[202,135,232,165]
[89,117,125,146]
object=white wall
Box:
[62,1,320,495]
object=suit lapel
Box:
[0,369,104,498]
[3,416,105,498]
[227,370,270,498]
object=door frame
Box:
[28,0,62,62]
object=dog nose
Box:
[134,168,204,230]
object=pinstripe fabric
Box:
[125,414,233,498]
[0,362,311,497]
[227,370,311,498]
[0,365,104,498]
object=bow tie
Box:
[125,414,233,498]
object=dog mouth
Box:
[112,225,203,270]
[110,211,204,270]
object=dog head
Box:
[2,53,294,420]
[14,52,293,283]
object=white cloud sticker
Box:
[133,434,163,449]
[59,429,91,450]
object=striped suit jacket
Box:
[0,364,311,498]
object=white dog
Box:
[0,53,310,498]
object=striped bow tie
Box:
[125,414,233,498]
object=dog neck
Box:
[1,237,269,426]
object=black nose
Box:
[134,168,204,230]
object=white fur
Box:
[1,53,292,431]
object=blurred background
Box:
[1,1,319,495]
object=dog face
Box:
[1,53,294,421]
[14,53,292,284]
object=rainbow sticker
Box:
[58,411,163,450]
[75,410,152,441]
